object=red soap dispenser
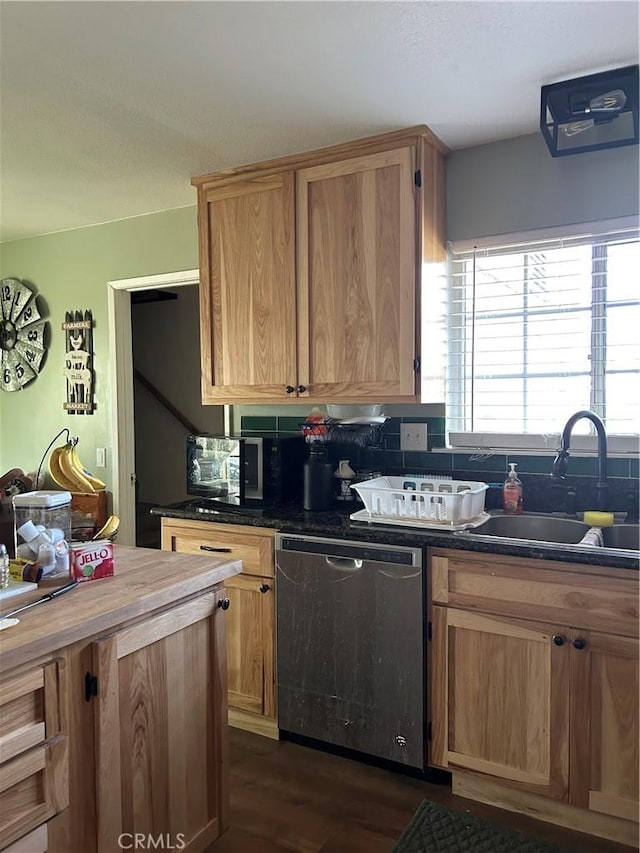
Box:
[503,463,523,514]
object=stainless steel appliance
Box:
[276,533,425,769]
[186,435,306,509]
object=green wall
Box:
[0,206,197,484]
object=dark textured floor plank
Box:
[217,728,636,853]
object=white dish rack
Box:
[351,476,489,528]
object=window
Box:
[447,225,640,445]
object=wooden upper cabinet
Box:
[296,147,417,400]
[199,173,297,403]
[193,126,448,405]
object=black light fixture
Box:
[540,64,639,157]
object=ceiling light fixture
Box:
[540,64,639,157]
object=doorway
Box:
[108,270,226,546]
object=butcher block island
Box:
[0,545,241,853]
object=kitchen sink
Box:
[601,525,640,551]
[466,515,591,544]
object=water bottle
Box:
[303,445,333,511]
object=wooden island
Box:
[0,545,241,853]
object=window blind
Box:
[447,228,640,438]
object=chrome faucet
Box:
[551,410,609,511]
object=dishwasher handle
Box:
[325,556,363,573]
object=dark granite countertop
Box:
[151,501,639,571]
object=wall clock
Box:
[0,278,48,391]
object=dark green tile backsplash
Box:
[241,415,639,511]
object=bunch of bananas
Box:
[94,514,120,541]
[48,440,106,494]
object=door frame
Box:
[107,269,199,545]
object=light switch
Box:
[96,447,107,468]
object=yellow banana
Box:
[70,444,106,491]
[94,514,120,541]
[48,446,77,491]
[59,442,95,493]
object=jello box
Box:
[70,540,114,581]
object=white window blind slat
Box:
[446,231,640,438]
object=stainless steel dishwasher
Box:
[275,533,425,769]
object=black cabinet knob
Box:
[552,634,565,646]
[297,385,307,393]
[285,385,295,394]
[573,638,586,650]
[217,598,230,611]
[259,583,270,594]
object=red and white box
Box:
[70,540,114,582]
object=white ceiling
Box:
[1,1,638,243]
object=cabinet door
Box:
[297,147,418,401]
[92,591,228,852]
[570,630,639,823]
[226,575,275,719]
[198,173,297,402]
[431,606,569,800]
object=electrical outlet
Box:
[96,447,107,468]
[400,423,428,452]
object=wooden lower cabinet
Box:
[226,574,275,720]
[570,630,639,823]
[161,519,278,738]
[431,607,569,800]
[91,591,228,852]
[0,662,68,850]
[429,548,639,845]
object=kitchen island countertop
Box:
[151,501,639,571]
[0,544,241,673]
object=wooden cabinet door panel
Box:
[226,576,275,718]
[433,607,569,800]
[570,630,639,822]
[92,591,228,852]
[199,173,297,402]
[297,147,417,400]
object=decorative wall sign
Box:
[63,310,95,414]
[0,278,48,392]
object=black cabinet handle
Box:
[297,385,307,393]
[285,385,295,394]
[217,598,230,611]
[200,545,232,553]
[259,583,270,593]
[84,672,98,702]
[552,635,565,646]
[573,638,586,650]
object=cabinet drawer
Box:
[0,662,68,850]
[430,549,639,636]
[162,520,275,577]
[0,663,63,764]
[0,740,67,850]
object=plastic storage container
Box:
[351,476,488,526]
[13,490,72,578]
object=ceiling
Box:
[1,1,638,243]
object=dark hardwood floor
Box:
[213,728,637,853]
